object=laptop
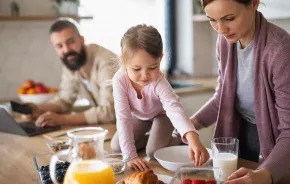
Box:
[0,108,61,136]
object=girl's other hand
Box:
[128,156,150,171]
[185,131,210,166]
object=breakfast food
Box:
[182,179,217,184]
[122,170,164,184]
[39,161,70,184]
[191,180,206,184]
[18,79,58,95]
[181,179,192,184]
[77,143,96,160]
[106,158,125,173]
[49,140,70,153]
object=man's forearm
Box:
[62,113,88,125]
[37,103,63,114]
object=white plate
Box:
[154,145,212,172]
[117,173,172,184]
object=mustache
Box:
[60,47,87,71]
[63,51,79,61]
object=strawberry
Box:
[192,179,206,184]
[205,180,217,184]
[182,179,192,184]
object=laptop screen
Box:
[0,108,60,136]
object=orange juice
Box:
[64,160,116,184]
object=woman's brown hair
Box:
[201,0,252,8]
[120,24,163,65]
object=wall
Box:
[179,91,215,148]
[176,0,290,78]
[0,21,63,100]
[0,0,165,100]
[0,0,55,16]
[175,1,219,77]
[175,0,194,76]
[0,0,62,100]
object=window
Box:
[79,0,167,71]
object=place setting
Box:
[115,137,239,184]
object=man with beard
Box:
[25,18,117,126]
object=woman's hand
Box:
[35,111,65,127]
[128,156,150,171]
[225,168,272,184]
[185,131,210,166]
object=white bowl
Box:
[19,93,57,104]
[154,145,212,172]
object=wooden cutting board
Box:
[42,123,117,141]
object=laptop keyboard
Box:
[20,122,42,134]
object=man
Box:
[27,18,117,127]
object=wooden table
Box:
[0,123,116,184]
[1,124,290,184]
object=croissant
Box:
[122,170,165,184]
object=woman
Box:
[190,0,290,183]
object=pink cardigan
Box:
[193,11,290,183]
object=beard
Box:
[61,46,87,71]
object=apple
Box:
[23,80,35,89]
[35,82,45,88]
[35,84,48,94]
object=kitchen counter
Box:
[169,77,217,95]
[0,77,218,105]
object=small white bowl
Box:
[19,93,57,104]
[46,138,71,153]
[104,153,130,174]
[154,145,212,172]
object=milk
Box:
[213,153,238,181]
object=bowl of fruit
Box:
[170,167,221,184]
[33,153,71,184]
[18,80,58,104]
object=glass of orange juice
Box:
[50,127,116,184]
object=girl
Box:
[111,24,209,171]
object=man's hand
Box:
[186,131,210,166]
[23,103,44,119]
[128,156,150,171]
[35,111,65,127]
[225,168,272,184]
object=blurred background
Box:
[0,0,289,100]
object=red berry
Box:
[182,179,192,184]
[192,179,206,184]
[206,180,216,184]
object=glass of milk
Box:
[212,137,239,182]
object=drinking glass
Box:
[211,137,239,182]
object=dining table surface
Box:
[1,120,290,184]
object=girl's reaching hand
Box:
[185,131,210,166]
[128,156,150,171]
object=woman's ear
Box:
[252,0,260,10]
[159,53,164,62]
